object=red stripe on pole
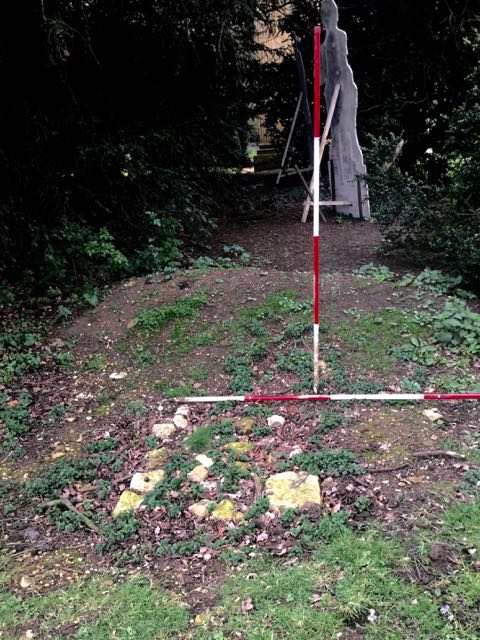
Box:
[424,393,480,401]
[313,26,321,138]
[313,235,320,324]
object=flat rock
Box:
[422,408,443,422]
[188,500,210,520]
[265,471,321,510]
[267,415,285,428]
[130,470,164,494]
[175,405,190,417]
[151,422,176,439]
[146,448,168,470]
[224,441,254,456]
[195,454,214,468]
[187,465,209,483]
[112,490,144,517]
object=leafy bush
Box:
[1,0,269,293]
[432,298,480,355]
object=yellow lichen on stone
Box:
[187,465,209,483]
[224,441,254,456]
[146,448,168,470]
[112,490,143,518]
[265,471,321,510]
[211,498,236,521]
[235,417,255,434]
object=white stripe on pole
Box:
[313,137,320,238]
[180,396,245,403]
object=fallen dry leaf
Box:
[241,598,254,613]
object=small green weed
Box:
[144,435,158,450]
[97,512,140,552]
[277,349,313,390]
[123,400,148,418]
[245,497,270,519]
[285,448,364,478]
[0,391,33,450]
[25,458,102,499]
[432,298,480,355]
[353,263,394,282]
[83,353,107,372]
[135,293,207,332]
[224,355,254,393]
[87,437,119,453]
[184,425,213,452]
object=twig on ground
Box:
[38,498,101,534]
[367,463,410,474]
[414,450,465,460]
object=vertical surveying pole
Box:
[313,25,321,393]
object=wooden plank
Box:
[302,83,341,223]
[276,92,303,184]
[255,165,312,177]
[294,165,327,222]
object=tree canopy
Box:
[0,1,479,293]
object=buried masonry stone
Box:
[265,471,321,510]
[188,500,210,520]
[187,465,209,483]
[195,454,214,468]
[173,413,188,429]
[224,441,254,456]
[129,470,164,494]
[151,422,176,439]
[112,490,144,518]
[267,415,285,428]
[211,499,244,523]
[235,417,255,434]
[146,448,168,470]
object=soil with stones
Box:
[2,189,479,608]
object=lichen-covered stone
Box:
[224,441,254,456]
[188,500,210,520]
[146,448,168,470]
[195,454,214,468]
[151,422,176,439]
[187,465,209,483]
[265,471,321,510]
[112,490,143,518]
[236,417,255,434]
[129,470,164,494]
[211,499,236,521]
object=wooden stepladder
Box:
[301,83,352,223]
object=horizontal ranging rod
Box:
[177,393,480,403]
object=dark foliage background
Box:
[0,0,272,293]
[0,0,479,294]
[258,0,479,288]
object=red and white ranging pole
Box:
[175,26,480,406]
[313,25,321,394]
[179,393,480,403]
